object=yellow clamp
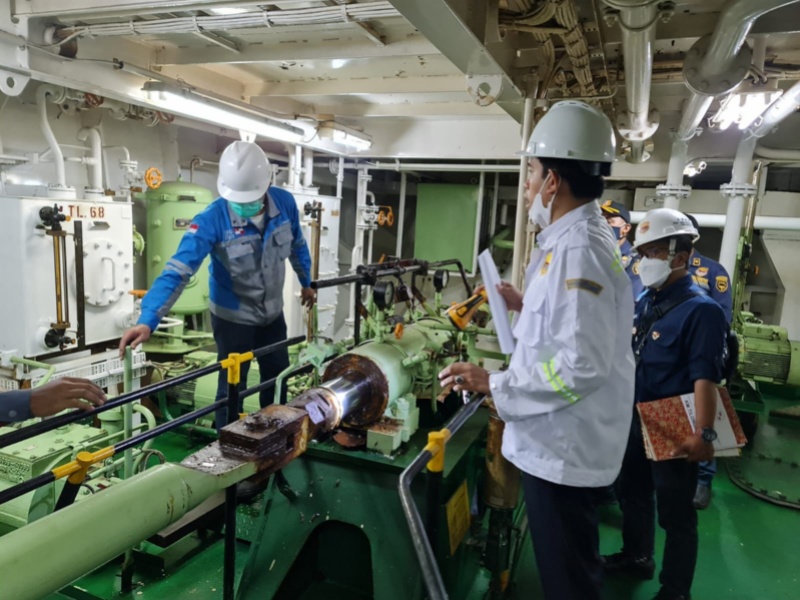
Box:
[424,428,451,473]
[220,351,255,385]
[51,446,115,484]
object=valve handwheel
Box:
[145,167,163,189]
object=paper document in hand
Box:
[636,388,747,461]
[478,250,516,354]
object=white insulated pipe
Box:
[36,84,67,190]
[631,211,800,231]
[718,79,800,274]
[661,137,689,209]
[396,172,407,258]
[77,127,103,191]
[294,145,303,191]
[511,97,535,289]
[336,156,345,199]
[755,144,800,161]
[303,149,314,188]
[366,191,376,266]
[604,0,660,163]
[676,0,800,141]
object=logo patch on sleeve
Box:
[188,224,199,234]
[716,276,729,293]
[565,278,604,295]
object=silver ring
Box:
[454,375,465,385]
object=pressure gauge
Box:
[433,269,450,293]
[373,280,396,310]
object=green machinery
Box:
[0,258,525,600]
[139,180,214,354]
[725,169,800,509]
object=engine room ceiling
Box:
[14,0,800,158]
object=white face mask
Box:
[528,173,554,229]
[638,256,681,289]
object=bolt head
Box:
[699,80,709,92]
[686,68,697,78]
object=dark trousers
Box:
[619,413,698,597]
[212,313,290,430]
[523,473,603,600]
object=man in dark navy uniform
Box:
[603,208,727,600]
[601,200,643,299]
[683,213,733,509]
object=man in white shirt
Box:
[439,101,635,600]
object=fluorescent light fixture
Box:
[142,81,304,144]
[710,88,784,131]
[317,120,372,151]
[208,7,251,15]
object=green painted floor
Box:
[511,462,800,600]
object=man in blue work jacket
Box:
[601,200,643,298]
[119,141,315,430]
[684,212,733,509]
[603,208,727,600]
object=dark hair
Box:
[683,212,700,230]
[538,158,605,201]
[673,235,694,255]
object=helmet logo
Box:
[639,221,650,234]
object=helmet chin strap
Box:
[667,238,685,271]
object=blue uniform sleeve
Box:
[709,264,733,322]
[685,301,728,385]
[627,259,644,299]
[287,201,312,288]
[138,209,219,332]
[1,389,32,422]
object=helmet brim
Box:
[219,185,266,204]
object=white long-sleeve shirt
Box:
[489,201,635,487]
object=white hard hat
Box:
[520,100,616,175]
[633,208,700,250]
[217,141,272,204]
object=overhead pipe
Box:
[676,0,800,142]
[602,0,664,163]
[511,97,535,290]
[326,161,521,173]
[717,79,800,274]
[303,149,314,188]
[755,144,800,161]
[36,84,74,197]
[77,127,103,196]
[631,211,800,232]
[658,0,800,210]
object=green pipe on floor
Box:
[0,461,253,600]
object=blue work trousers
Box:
[619,411,698,597]
[697,459,716,487]
[212,313,290,430]
[523,473,604,600]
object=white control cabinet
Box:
[0,196,135,358]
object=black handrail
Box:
[398,394,485,600]
[0,336,304,450]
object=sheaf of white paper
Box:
[478,250,516,354]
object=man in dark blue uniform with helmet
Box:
[683,212,733,509]
[601,200,643,299]
[603,208,727,600]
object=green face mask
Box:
[229,200,263,219]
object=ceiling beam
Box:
[13,0,315,19]
[309,102,506,118]
[153,33,438,65]
[247,75,466,98]
[385,0,531,122]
